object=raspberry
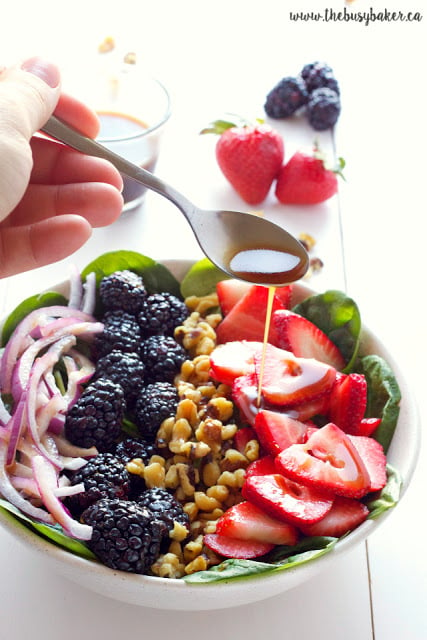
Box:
[64,377,125,452]
[81,498,165,573]
[140,335,187,384]
[66,453,130,517]
[134,382,179,441]
[99,270,147,313]
[306,87,341,130]
[264,76,308,119]
[138,292,188,337]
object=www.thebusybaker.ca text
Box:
[289,6,423,26]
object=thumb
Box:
[0,58,61,219]
[0,57,61,139]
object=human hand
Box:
[0,57,124,278]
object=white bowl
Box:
[0,260,420,610]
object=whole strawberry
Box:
[275,146,344,205]
[201,116,284,205]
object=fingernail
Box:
[21,57,60,88]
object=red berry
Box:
[275,149,343,205]
[215,124,284,205]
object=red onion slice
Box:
[32,455,92,540]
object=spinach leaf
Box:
[1,292,67,347]
[180,258,228,298]
[183,537,337,584]
[81,250,181,297]
[293,290,361,371]
[357,354,401,452]
[365,464,402,519]
[0,499,96,560]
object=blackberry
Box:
[114,437,158,498]
[114,437,157,464]
[306,88,341,131]
[81,498,165,573]
[138,292,188,337]
[137,487,190,537]
[140,335,187,384]
[64,377,125,452]
[66,452,130,517]
[94,349,145,407]
[134,382,179,441]
[264,76,308,118]
[99,270,147,313]
[94,311,142,357]
[301,61,340,95]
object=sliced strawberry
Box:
[283,394,331,422]
[274,285,293,309]
[215,501,299,546]
[275,423,371,499]
[242,473,334,525]
[273,310,346,370]
[354,417,382,437]
[328,372,367,434]
[232,372,259,426]
[216,280,293,316]
[349,434,387,492]
[234,426,257,455]
[255,347,336,407]
[203,533,274,559]
[215,285,286,344]
[216,279,252,315]
[299,497,369,538]
[210,340,261,386]
[245,455,278,478]
[254,409,307,456]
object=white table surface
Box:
[0,1,426,638]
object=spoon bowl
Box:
[41,115,309,286]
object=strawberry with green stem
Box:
[201,114,284,205]
[275,142,345,205]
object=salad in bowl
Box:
[0,250,419,609]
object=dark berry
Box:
[301,61,340,94]
[138,292,188,337]
[264,76,308,118]
[94,311,142,357]
[134,382,179,441]
[81,498,165,573]
[114,437,157,464]
[94,349,145,407]
[137,487,190,536]
[64,377,125,452]
[99,270,147,313]
[306,87,341,130]
[66,453,130,516]
[140,335,187,384]
[114,437,158,498]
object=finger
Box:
[30,136,123,190]
[8,181,124,227]
[0,215,92,278]
[0,58,61,139]
[54,93,100,138]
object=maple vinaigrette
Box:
[97,112,158,205]
[228,247,307,286]
[257,285,276,406]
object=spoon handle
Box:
[41,115,196,218]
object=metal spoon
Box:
[41,115,309,286]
